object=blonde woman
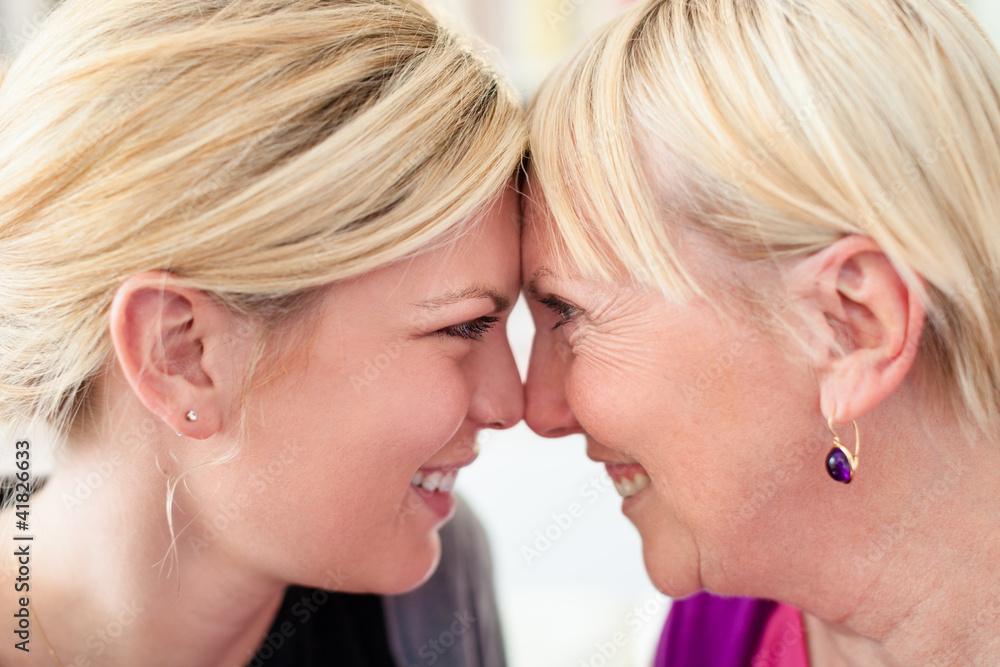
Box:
[0,0,524,665]
[525,0,1000,664]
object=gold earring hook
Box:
[825,412,861,483]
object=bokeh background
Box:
[2,1,999,665]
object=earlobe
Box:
[109,271,237,438]
[790,236,926,422]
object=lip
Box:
[411,484,457,521]
[416,452,478,473]
[407,450,478,522]
[417,432,482,472]
[621,479,653,515]
[603,462,648,484]
[588,452,644,466]
[585,438,643,469]
[593,460,653,512]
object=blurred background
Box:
[3,1,1000,666]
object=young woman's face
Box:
[188,188,523,594]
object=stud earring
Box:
[825,413,860,484]
[185,410,198,422]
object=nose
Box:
[524,324,581,438]
[465,326,524,430]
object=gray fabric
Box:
[382,495,507,667]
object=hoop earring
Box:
[825,413,860,484]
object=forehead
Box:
[520,178,599,291]
[406,188,521,282]
[319,191,518,303]
[520,180,558,254]
[521,173,551,226]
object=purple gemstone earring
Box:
[825,413,860,483]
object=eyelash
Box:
[539,296,580,330]
[438,316,501,342]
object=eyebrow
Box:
[524,267,556,300]
[418,285,511,312]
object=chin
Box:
[642,533,702,599]
[363,530,443,596]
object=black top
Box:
[245,495,506,667]
[246,587,397,667]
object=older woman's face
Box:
[189,188,523,595]
[521,196,822,598]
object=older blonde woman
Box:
[524,0,1000,664]
[0,0,524,665]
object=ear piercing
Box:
[176,410,198,436]
[825,413,860,484]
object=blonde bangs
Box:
[527,6,696,299]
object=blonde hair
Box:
[0,0,525,442]
[529,0,1000,435]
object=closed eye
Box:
[438,315,501,342]
[539,296,580,330]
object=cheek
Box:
[333,340,469,438]
[565,358,640,445]
[564,313,766,512]
[374,352,470,450]
[228,353,470,583]
[250,349,470,519]
[563,332,713,455]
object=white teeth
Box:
[439,470,456,493]
[421,471,442,491]
[613,472,651,498]
[412,469,458,493]
[616,477,636,497]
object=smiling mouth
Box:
[605,463,651,498]
[410,469,458,493]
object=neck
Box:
[801,413,1000,666]
[0,421,285,667]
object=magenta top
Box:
[654,592,810,666]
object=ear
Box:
[109,271,248,439]
[785,236,926,422]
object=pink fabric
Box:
[750,603,810,667]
